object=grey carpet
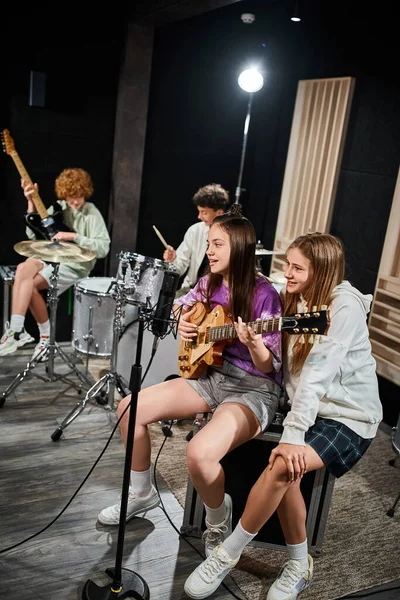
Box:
[150,423,400,600]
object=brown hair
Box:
[283,232,345,374]
[192,183,229,210]
[201,212,258,322]
[55,168,94,199]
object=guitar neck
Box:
[10,151,49,219]
[208,318,280,343]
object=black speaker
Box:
[181,428,336,555]
[29,71,46,107]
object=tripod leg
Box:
[0,360,37,407]
[51,374,111,441]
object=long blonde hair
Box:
[283,232,345,374]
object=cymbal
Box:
[14,240,96,263]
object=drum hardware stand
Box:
[0,262,93,409]
[51,277,130,441]
[82,306,149,600]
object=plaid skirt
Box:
[305,417,373,478]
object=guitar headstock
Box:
[282,306,329,340]
[1,129,15,155]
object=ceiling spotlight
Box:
[291,0,301,22]
[238,69,264,93]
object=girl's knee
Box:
[186,438,208,471]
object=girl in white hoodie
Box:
[184,232,383,600]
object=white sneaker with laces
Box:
[97,485,160,525]
[184,544,239,599]
[267,556,313,600]
[32,336,50,361]
[0,324,35,356]
[203,493,233,557]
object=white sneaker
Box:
[32,336,50,361]
[267,556,313,600]
[97,485,160,525]
[0,324,34,356]
[203,494,233,557]
[184,544,239,599]
[18,329,35,346]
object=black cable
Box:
[0,330,168,554]
[0,348,154,554]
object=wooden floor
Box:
[0,345,244,600]
[0,344,399,600]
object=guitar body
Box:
[24,202,72,240]
[178,302,233,379]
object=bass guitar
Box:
[1,129,72,239]
[178,301,329,379]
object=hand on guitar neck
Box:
[1,129,72,240]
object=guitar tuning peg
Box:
[308,334,314,344]
[299,334,305,344]
[312,305,317,312]
[321,304,328,310]
[319,335,324,343]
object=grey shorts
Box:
[39,262,85,296]
[186,360,281,432]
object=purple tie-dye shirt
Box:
[175,275,282,384]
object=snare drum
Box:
[117,252,173,307]
[72,277,137,357]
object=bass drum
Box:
[117,321,180,389]
[72,277,138,357]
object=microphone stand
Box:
[82,305,149,600]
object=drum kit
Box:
[51,250,175,440]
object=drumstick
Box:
[153,225,169,249]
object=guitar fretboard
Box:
[10,151,48,219]
[206,318,280,343]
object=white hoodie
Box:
[281,281,383,445]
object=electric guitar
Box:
[1,129,72,239]
[178,301,329,379]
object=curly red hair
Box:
[55,168,94,199]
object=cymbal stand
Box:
[51,276,130,441]
[0,263,93,409]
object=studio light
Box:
[235,68,264,205]
[238,68,264,93]
[291,0,301,22]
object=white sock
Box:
[222,519,257,559]
[204,497,227,525]
[10,314,25,333]
[286,540,309,568]
[38,320,50,337]
[130,467,152,497]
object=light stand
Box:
[82,306,149,600]
[234,68,264,207]
[235,92,253,205]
